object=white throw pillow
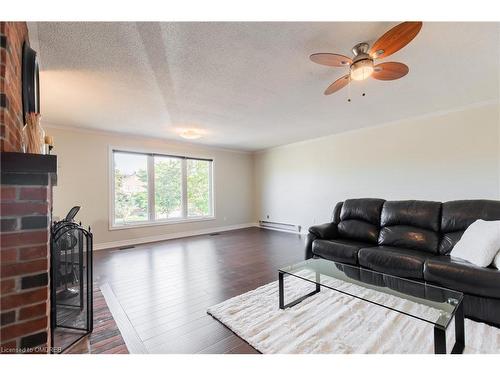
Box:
[493,250,500,270]
[450,219,500,267]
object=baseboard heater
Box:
[259,220,301,234]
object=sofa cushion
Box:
[381,200,441,231]
[378,225,439,254]
[358,246,432,279]
[439,200,500,254]
[340,198,385,224]
[336,198,385,244]
[337,220,379,243]
[424,256,500,299]
[312,239,373,265]
[378,200,441,254]
[441,200,500,233]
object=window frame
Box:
[109,146,215,230]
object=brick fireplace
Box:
[0,22,27,152]
[1,153,56,353]
[1,22,56,353]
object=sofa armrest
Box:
[424,256,500,299]
[308,222,338,240]
[305,222,338,260]
[304,232,316,260]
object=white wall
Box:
[47,102,500,247]
[45,126,255,249]
[254,103,500,233]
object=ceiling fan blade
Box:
[372,62,409,80]
[324,74,350,95]
[369,22,422,59]
[310,53,352,67]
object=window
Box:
[155,156,182,220]
[113,152,149,225]
[187,159,212,217]
[111,150,213,227]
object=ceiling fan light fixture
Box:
[350,59,374,81]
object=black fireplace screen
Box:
[50,206,93,353]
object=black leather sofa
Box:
[305,198,500,326]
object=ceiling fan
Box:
[310,22,423,96]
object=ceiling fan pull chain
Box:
[347,78,351,102]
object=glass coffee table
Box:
[278,258,464,354]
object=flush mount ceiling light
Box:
[179,129,202,140]
[309,22,422,96]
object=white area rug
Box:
[207,275,500,354]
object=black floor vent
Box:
[119,246,135,250]
[209,233,221,236]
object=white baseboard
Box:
[93,222,259,251]
[258,226,307,235]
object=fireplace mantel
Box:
[1,152,57,185]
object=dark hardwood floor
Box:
[93,227,304,354]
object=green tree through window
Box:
[155,157,182,219]
[187,159,210,216]
[113,152,148,224]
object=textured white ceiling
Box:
[32,22,499,151]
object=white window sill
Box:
[109,216,216,231]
